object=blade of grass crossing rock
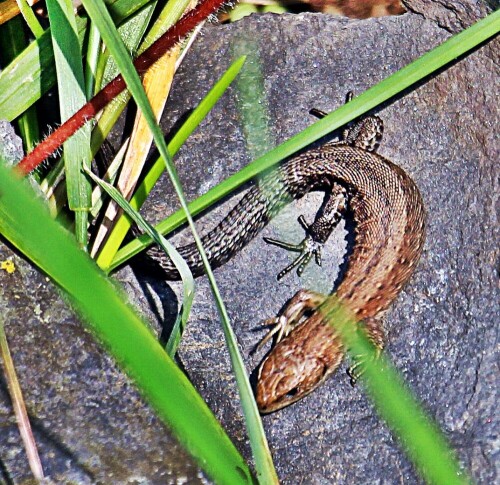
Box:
[84,167,194,357]
[320,300,471,485]
[97,55,247,270]
[79,0,278,480]
[0,160,253,484]
[109,9,500,270]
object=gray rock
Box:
[0,120,23,166]
[403,0,493,31]
[1,4,498,485]
[137,8,498,485]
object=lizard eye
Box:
[285,387,299,398]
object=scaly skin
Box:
[255,147,426,412]
[142,109,426,413]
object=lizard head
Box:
[255,325,344,413]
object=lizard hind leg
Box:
[342,91,384,152]
[343,115,384,152]
[347,315,385,385]
[311,92,384,152]
[264,184,348,280]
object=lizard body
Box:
[141,103,426,412]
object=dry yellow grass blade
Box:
[91,44,180,256]
[0,0,38,26]
[91,3,202,258]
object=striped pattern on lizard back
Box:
[145,143,425,299]
[253,143,426,412]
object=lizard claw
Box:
[264,233,324,280]
[347,346,382,385]
[253,314,291,354]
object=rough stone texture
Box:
[133,8,498,485]
[403,0,493,31]
[1,4,498,485]
[0,121,23,166]
[0,132,206,485]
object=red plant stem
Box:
[16,0,227,176]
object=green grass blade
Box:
[321,300,471,485]
[15,0,44,38]
[97,55,247,270]
[217,47,279,484]
[0,20,84,121]
[84,21,102,98]
[105,0,153,23]
[90,139,129,217]
[233,40,274,159]
[0,0,152,121]
[137,0,192,54]
[89,1,158,154]
[0,159,253,485]
[84,167,194,357]
[46,0,92,246]
[110,9,500,270]
[79,1,277,479]
[0,15,40,154]
[206,275,280,485]
[88,0,191,151]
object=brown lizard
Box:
[141,94,426,412]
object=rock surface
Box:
[136,7,499,485]
[0,138,205,481]
[403,0,493,31]
[1,3,498,484]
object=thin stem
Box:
[0,322,44,480]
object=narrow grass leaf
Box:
[84,167,194,357]
[14,0,44,38]
[46,0,92,246]
[0,160,253,485]
[230,44,280,484]
[84,21,102,98]
[206,277,280,485]
[90,138,129,217]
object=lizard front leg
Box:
[258,289,327,349]
[264,184,348,280]
[347,315,385,384]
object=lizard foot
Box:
[264,216,324,280]
[254,289,326,352]
[347,346,382,385]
